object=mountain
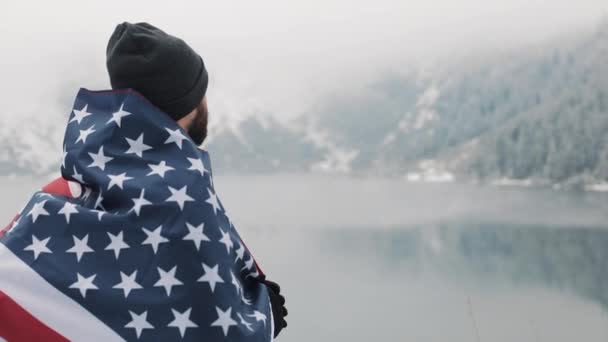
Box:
[1,20,607,189]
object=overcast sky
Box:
[1,0,606,123]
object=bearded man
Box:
[0,22,287,342]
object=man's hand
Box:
[260,278,288,338]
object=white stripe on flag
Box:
[0,243,124,341]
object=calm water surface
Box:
[2,175,608,341]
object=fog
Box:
[1,0,607,124]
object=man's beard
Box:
[188,102,208,146]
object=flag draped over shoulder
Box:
[0,88,273,342]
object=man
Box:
[0,22,287,341]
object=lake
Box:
[2,175,608,341]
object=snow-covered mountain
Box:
[2,21,607,187]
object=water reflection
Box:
[323,223,608,311]
[249,224,608,341]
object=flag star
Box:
[154,266,183,296]
[230,271,242,295]
[105,231,129,259]
[205,188,222,215]
[113,271,143,298]
[241,256,260,278]
[247,310,268,326]
[107,172,133,190]
[88,146,113,170]
[66,234,94,262]
[107,103,131,127]
[249,269,260,279]
[183,222,210,251]
[58,202,78,224]
[165,186,194,210]
[219,229,233,254]
[187,158,208,176]
[70,104,92,125]
[168,308,198,338]
[211,307,238,337]
[75,125,96,144]
[147,160,174,178]
[6,216,21,234]
[93,209,105,221]
[125,133,152,158]
[61,145,68,168]
[235,241,246,262]
[241,256,254,271]
[237,313,254,332]
[27,200,50,223]
[164,127,188,149]
[23,235,51,260]
[72,166,85,183]
[241,293,253,306]
[130,189,152,216]
[69,273,98,298]
[94,193,104,209]
[142,226,168,254]
[125,310,154,339]
[198,263,224,293]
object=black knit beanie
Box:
[106,22,208,121]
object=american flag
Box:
[0,88,273,341]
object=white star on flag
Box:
[125,133,152,158]
[58,202,79,224]
[6,215,21,234]
[242,256,260,278]
[125,310,154,339]
[164,127,188,149]
[27,200,50,223]
[94,193,104,209]
[72,166,85,183]
[198,263,224,293]
[70,104,92,124]
[92,209,105,222]
[76,125,96,144]
[23,235,52,260]
[66,234,94,262]
[168,308,198,338]
[88,146,114,170]
[219,229,234,254]
[237,313,254,332]
[230,271,243,295]
[107,172,133,190]
[107,103,131,127]
[113,271,143,298]
[147,160,174,178]
[105,231,130,259]
[165,186,194,210]
[205,188,221,215]
[211,307,238,337]
[130,189,152,216]
[187,157,208,176]
[69,273,98,298]
[235,241,246,262]
[183,222,210,251]
[141,226,168,254]
[247,310,268,326]
[154,266,183,296]
[61,145,68,168]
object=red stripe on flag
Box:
[41,177,76,199]
[0,214,18,239]
[0,290,69,342]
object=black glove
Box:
[260,278,288,338]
